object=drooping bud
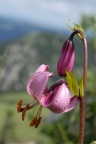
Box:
[57,38,75,77]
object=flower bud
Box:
[57,39,75,77]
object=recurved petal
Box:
[64,96,79,112]
[40,83,70,114]
[35,64,49,73]
[27,71,53,101]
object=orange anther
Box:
[17,105,20,113]
[17,100,22,113]
[18,100,22,106]
[29,117,37,127]
[35,117,42,128]
[22,106,27,121]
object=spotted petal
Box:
[64,96,79,112]
[40,83,70,114]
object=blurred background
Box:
[0,0,96,144]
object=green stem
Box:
[69,30,88,144]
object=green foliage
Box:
[80,14,96,63]
[79,77,84,97]
[80,14,96,30]
[0,110,15,144]
[74,23,86,40]
[67,20,85,39]
[66,71,79,96]
[90,141,96,144]
[40,108,79,144]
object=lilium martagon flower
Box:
[17,64,79,128]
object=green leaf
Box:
[67,20,86,40]
[74,23,85,33]
[74,23,86,40]
[79,77,84,97]
[66,71,79,96]
[90,141,96,144]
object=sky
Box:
[0,0,96,30]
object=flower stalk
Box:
[69,30,88,144]
[79,96,85,144]
[68,30,88,89]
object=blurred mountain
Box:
[0,32,67,90]
[0,17,67,42]
[0,16,44,42]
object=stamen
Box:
[18,101,39,112]
[21,102,39,121]
[29,117,37,127]
[22,100,37,106]
[17,100,43,128]
[17,105,20,113]
[17,100,22,113]
[22,106,28,121]
[35,117,42,128]
[27,101,39,110]
[29,106,43,128]
[36,105,43,118]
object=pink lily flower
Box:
[57,39,75,77]
[17,65,79,128]
[40,80,79,114]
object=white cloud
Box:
[0,0,96,29]
[37,0,68,14]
